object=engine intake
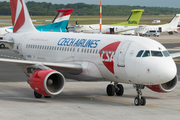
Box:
[29,70,65,96]
[146,75,178,93]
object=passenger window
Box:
[163,51,170,57]
[73,48,75,52]
[90,49,92,53]
[49,46,51,50]
[142,50,150,57]
[151,51,163,57]
[136,50,144,57]
[77,48,79,52]
[52,46,54,50]
[57,47,59,50]
[96,49,98,54]
[65,47,66,51]
[93,49,95,53]
[67,47,69,51]
[84,49,86,53]
[62,47,64,51]
[82,48,84,52]
[87,49,89,53]
[70,48,72,51]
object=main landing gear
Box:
[34,91,51,99]
[134,84,146,106]
[106,82,124,96]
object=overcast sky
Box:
[0,0,180,8]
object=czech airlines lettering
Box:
[100,41,121,74]
[57,38,100,48]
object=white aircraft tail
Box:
[10,0,37,33]
[168,14,180,27]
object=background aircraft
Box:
[67,9,144,34]
[1,0,180,106]
[0,8,73,36]
[135,14,180,35]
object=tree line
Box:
[0,1,180,16]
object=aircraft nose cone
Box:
[157,60,177,82]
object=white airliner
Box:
[68,9,144,34]
[136,14,180,35]
[1,0,180,106]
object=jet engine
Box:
[146,76,178,93]
[29,70,65,96]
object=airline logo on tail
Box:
[53,9,73,23]
[10,0,25,32]
[100,42,121,74]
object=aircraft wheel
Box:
[141,97,146,106]
[0,44,5,48]
[106,84,115,96]
[116,84,124,96]
[134,97,140,106]
[34,91,42,98]
[44,96,51,98]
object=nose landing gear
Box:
[134,84,146,106]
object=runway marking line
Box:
[148,105,161,108]
[173,109,180,111]
[173,59,180,61]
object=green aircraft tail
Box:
[111,9,144,26]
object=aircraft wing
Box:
[170,52,180,58]
[0,58,82,74]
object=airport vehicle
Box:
[135,14,180,35]
[143,30,160,37]
[67,9,144,34]
[1,0,179,106]
[0,8,73,36]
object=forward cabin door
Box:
[117,41,132,67]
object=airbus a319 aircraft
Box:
[1,0,180,106]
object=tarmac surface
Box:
[0,34,180,119]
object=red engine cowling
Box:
[146,76,178,93]
[29,70,65,96]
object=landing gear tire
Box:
[0,44,5,48]
[44,96,51,98]
[34,91,42,98]
[134,97,140,106]
[116,84,124,96]
[141,97,146,106]
[106,84,115,96]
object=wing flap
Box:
[0,58,82,74]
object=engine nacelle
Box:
[146,76,178,93]
[29,70,65,96]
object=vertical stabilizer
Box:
[168,14,180,27]
[36,9,73,32]
[52,9,73,24]
[111,9,144,26]
[10,0,37,33]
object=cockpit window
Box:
[142,50,150,57]
[136,50,144,57]
[163,51,170,57]
[151,51,163,57]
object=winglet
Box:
[111,9,144,26]
[10,0,37,33]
